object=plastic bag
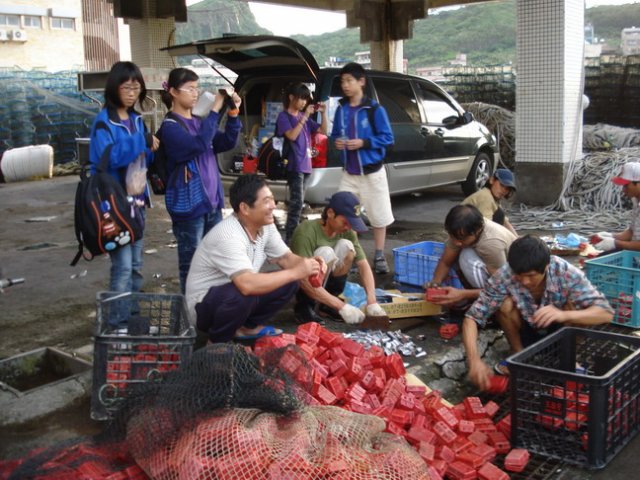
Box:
[555,233,587,248]
[125,154,147,196]
[343,281,367,308]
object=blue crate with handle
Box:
[392,241,464,288]
[585,250,640,328]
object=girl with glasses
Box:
[88,61,159,322]
[158,67,242,293]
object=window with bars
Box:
[23,16,41,28]
[51,17,74,30]
[0,14,19,26]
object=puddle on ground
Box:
[17,242,59,251]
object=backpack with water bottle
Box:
[70,144,144,266]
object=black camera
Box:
[218,89,237,110]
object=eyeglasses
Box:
[119,84,141,94]
[178,87,200,95]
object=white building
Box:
[0,1,84,71]
[622,27,640,56]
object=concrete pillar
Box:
[126,17,175,69]
[121,0,175,69]
[370,39,404,72]
[515,0,584,206]
[347,0,424,73]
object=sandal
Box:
[494,360,510,376]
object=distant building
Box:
[0,0,119,72]
[449,53,467,67]
[415,65,445,82]
[355,50,370,68]
[82,0,120,71]
[325,56,349,68]
[324,51,407,73]
[585,42,603,58]
[585,22,595,44]
[188,58,237,89]
[415,53,466,81]
[622,27,640,56]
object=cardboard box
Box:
[371,290,441,319]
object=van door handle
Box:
[420,127,431,137]
[435,128,444,137]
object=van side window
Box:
[415,82,459,124]
[370,77,420,124]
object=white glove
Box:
[595,231,613,239]
[339,304,365,324]
[595,237,616,252]
[365,303,388,317]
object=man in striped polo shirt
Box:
[186,174,322,343]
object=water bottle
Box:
[192,91,216,117]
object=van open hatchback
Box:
[163,35,500,204]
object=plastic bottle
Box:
[192,91,216,117]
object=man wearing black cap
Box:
[290,191,388,324]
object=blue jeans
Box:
[107,236,144,329]
[285,171,309,243]
[108,239,144,292]
[173,209,222,293]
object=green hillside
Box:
[182,0,640,72]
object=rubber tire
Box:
[461,152,492,197]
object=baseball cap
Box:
[494,168,516,190]
[328,191,368,233]
[612,162,640,185]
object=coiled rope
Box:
[462,101,640,234]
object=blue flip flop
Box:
[234,326,283,341]
[494,360,510,376]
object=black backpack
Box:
[148,113,189,195]
[70,144,144,266]
[257,134,291,180]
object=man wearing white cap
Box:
[593,162,640,252]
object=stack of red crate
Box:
[254,322,531,478]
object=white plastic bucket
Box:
[1,145,54,182]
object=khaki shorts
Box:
[338,169,394,228]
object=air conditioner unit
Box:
[11,29,27,42]
[0,31,8,42]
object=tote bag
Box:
[165,159,212,220]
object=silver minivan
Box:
[164,35,500,204]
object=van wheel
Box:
[461,152,491,196]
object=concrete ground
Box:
[0,175,638,478]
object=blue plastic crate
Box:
[392,241,463,288]
[585,250,640,328]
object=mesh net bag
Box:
[132,406,429,480]
[103,343,430,480]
